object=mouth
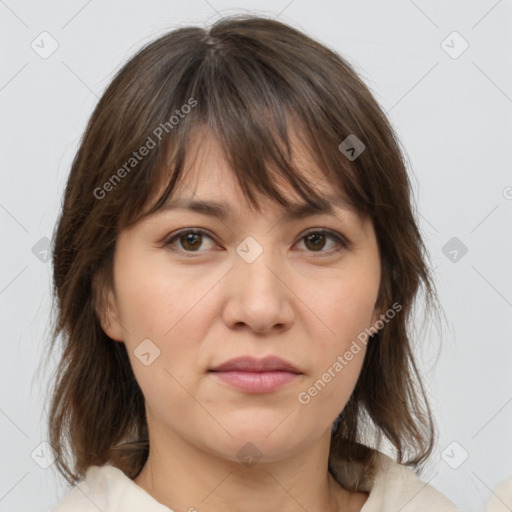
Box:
[208,369,301,393]
[208,355,303,393]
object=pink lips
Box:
[208,356,302,393]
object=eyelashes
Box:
[162,228,349,257]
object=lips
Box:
[208,356,303,393]
[209,355,302,374]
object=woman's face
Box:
[100,130,384,463]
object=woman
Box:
[47,15,460,511]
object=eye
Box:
[163,229,217,253]
[163,228,348,256]
[295,229,348,255]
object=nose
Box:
[220,246,295,335]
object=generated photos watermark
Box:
[297,301,402,405]
[93,97,197,200]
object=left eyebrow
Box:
[156,195,356,221]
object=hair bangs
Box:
[126,41,369,230]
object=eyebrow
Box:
[156,195,356,221]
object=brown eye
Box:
[180,232,203,251]
[163,228,348,256]
[164,229,216,252]
[297,229,347,255]
[304,232,327,251]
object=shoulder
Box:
[363,452,461,511]
[329,449,460,512]
[51,464,172,512]
[485,477,512,511]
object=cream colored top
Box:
[485,477,512,512]
[52,451,461,511]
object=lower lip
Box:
[209,370,300,393]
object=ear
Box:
[92,271,124,342]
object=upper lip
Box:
[209,356,302,374]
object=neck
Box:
[133,425,353,512]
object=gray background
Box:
[1,1,511,511]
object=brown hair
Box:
[45,14,442,491]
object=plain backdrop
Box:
[1,1,511,511]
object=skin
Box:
[99,129,384,512]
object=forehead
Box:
[142,124,368,230]
[173,126,346,205]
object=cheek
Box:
[112,250,217,385]
[112,250,200,341]
[331,279,379,336]
[296,260,378,405]
[303,266,380,349]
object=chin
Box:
[201,428,310,466]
